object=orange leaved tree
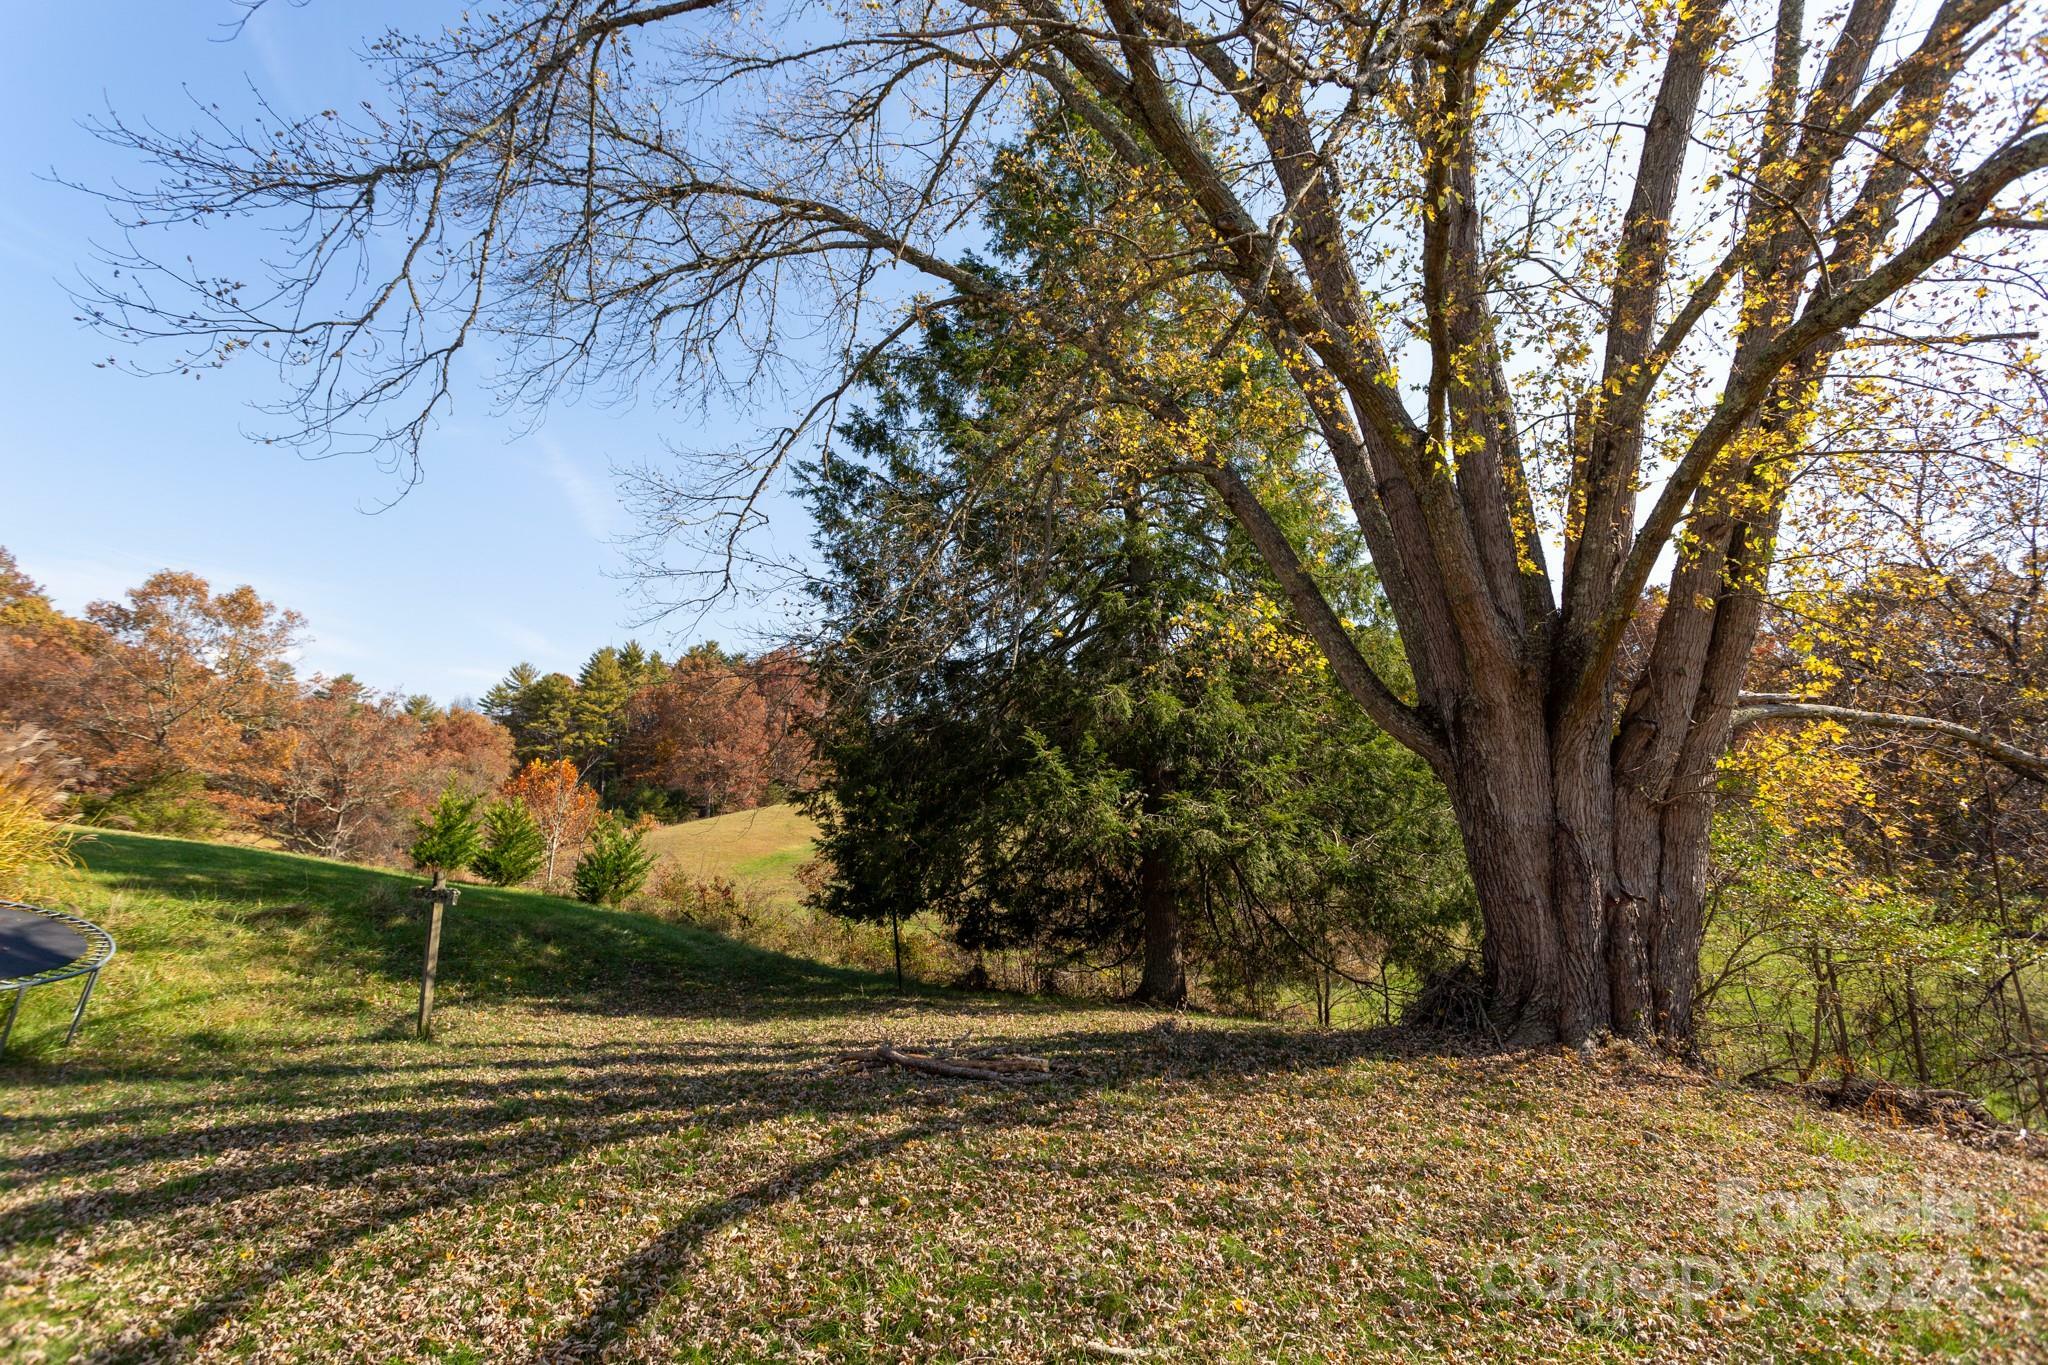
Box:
[502,758,600,893]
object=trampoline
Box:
[0,901,115,1054]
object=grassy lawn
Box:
[1,832,2044,1361]
[641,804,819,909]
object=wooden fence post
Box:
[414,871,460,1038]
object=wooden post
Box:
[414,870,460,1038]
[890,905,903,993]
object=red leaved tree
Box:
[623,653,772,817]
[15,569,302,823]
[266,677,423,860]
[411,706,516,808]
[748,649,823,799]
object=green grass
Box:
[2,832,2044,1361]
[0,829,882,1063]
[640,802,818,909]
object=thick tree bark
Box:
[1439,700,1724,1051]
[1434,552,1762,1051]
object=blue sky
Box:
[1,2,814,703]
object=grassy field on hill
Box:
[2,832,2045,1361]
[640,803,819,910]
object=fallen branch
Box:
[829,1043,1052,1082]
[1749,1072,2046,1159]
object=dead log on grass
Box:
[830,1044,1052,1082]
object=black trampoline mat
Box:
[0,905,89,981]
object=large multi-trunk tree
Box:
[81,0,2048,1045]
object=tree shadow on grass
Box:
[3,1017,1415,1362]
[13,834,1449,1358]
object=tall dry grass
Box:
[0,727,77,898]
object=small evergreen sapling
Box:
[471,798,544,886]
[572,816,656,906]
[408,785,482,878]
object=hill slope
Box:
[640,802,818,910]
[1,833,2044,1361]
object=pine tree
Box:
[803,116,1468,1006]
[571,646,633,791]
[471,798,544,887]
[572,816,656,906]
[408,784,482,878]
[618,640,667,689]
[480,662,539,727]
[482,663,581,765]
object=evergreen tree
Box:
[571,646,633,791]
[519,674,581,764]
[408,784,482,878]
[617,640,667,689]
[803,116,1469,1006]
[572,816,657,906]
[471,798,545,887]
[481,662,583,766]
[480,662,539,729]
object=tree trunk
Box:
[1430,585,1757,1052]
[1441,723,1721,1050]
[1123,485,1186,1010]
[1133,843,1186,1007]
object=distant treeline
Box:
[479,643,817,821]
[0,547,817,872]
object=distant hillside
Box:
[640,802,818,908]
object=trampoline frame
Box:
[0,900,117,1054]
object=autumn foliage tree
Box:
[411,706,518,808]
[263,678,513,861]
[76,0,2048,1045]
[484,643,812,817]
[79,572,301,791]
[502,758,601,891]
[265,677,424,859]
[749,648,824,798]
[2,565,302,827]
[621,650,774,817]
[1,549,518,861]
[1702,426,2048,1114]
[0,554,94,779]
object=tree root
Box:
[827,1043,1052,1082]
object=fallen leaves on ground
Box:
[3,998,2044,1362]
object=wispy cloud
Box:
[494,620,558,659]
[539,437,619,542]
[0,222,61,275]
[29,551,161,610]
[242,4,310,116]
